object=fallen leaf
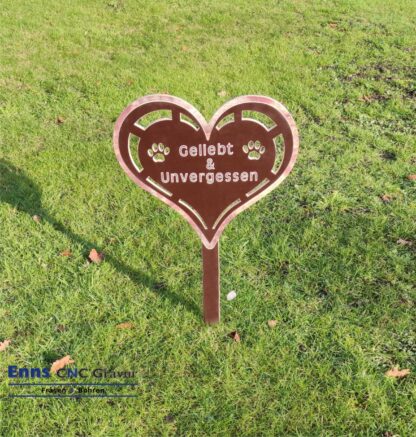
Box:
[88,249,104,264]
[218,90,227,97]
[116,322,135,329]
[181,45,189,52]
[0,339,11,352]
[397,238,413,246]
[328,22,337,29]
[385,366,410,379]
[56,324,66,332]
[226,290,237,301]
[56,116,64,124]
[267,320,277,328]
[358,95,372,103]
[407,174,416,181]
[380,194,392,203]
[32,215,41,223]
[228,331,240,342]
[50,355,74,374]
[60,249,72,257]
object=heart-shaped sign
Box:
[114,95,299,249]
[114,95,299,323]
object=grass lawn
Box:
[0,0,415,435]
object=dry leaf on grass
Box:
[56,324,66,332]
[228,331,240,342]
[50,355,74,374]
[56,116,64,124]
[380,194,393,203]
[267,320,277,328]
[407,174,416,181]
[32,215,41,223]
[0,339,11,352]
[385,366,410,379]
[218,90,227,97]
[88,249,104,264]
[397,238,412,246]
[116,322,135,329]
[328,22,338,29]
[60,249,72,257]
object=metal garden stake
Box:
[114,95,298,324]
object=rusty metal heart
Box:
[114,95,299,249]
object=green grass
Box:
[1,0,415,435]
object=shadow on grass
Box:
[0,159,200,318]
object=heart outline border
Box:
[113,94,299,249]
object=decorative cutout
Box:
[246,178,270,198]
[213,199,241,230]
[146,176,172,197]
[136,110,171,129]
[147,143,170,163]
[272,134,284,174]
[128,134,143,172]
[180,113,200,130]
[242,110,276,130]
[215,113,234,130]
[242,140,265,160]
[179,199,208,230]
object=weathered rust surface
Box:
[202,243,220,324]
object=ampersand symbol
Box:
[206,158,215,170]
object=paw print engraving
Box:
[242,140,265,160]
[148,143,170,163]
